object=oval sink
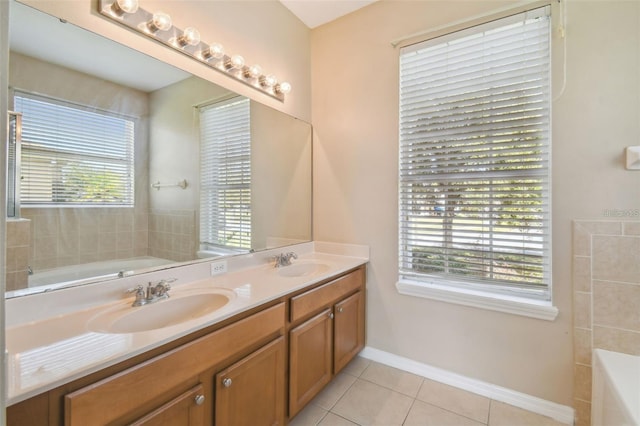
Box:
[88,289,235,334]
[277,262,330,278]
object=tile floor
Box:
[289,357,566,426]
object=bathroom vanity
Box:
[5,245,367,425]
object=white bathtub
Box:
[592,349,640,426]
[28,256,174,288]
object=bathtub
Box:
[592,349,640,426]
[28,256,174,288]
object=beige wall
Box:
[19,0,311,122]
[148,76,231,260]
[251,102,312,247]
[311,0,640,408]
[148,76,231,212]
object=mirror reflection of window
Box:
[14,91,135,206]
[199,97,251,254]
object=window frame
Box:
[13,90,136,208]
[198,96,252,252]
[396,6,557,319]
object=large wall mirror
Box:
[5,1,312,297]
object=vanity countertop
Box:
[5,242,368,405]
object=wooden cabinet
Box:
[64,303,285,426]
[334,291,365,374]
[215,337,285,426]
[130,384,205,426]
[7,265,366,426]
[288,268,366,418]
[289,309,333,416]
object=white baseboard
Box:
[360,346,575,425]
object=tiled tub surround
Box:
[20,207,150,273]
[572,220,640,426]
[6,207,196,291]
[6,218,31,291]
[148,208,197,262]
[4,241,368,405]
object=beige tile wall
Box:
[572,220,640,426]
[21,208,149,273]
[148,209,196,262]
[5,219,31,291]
[5,207,198,288]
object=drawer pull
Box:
[222,378,233,388]
[338,307,344,313]
[329,312,334,319]
[194,394,205,405]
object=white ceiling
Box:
[279,0,377,28]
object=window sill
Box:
[395,279,558,321]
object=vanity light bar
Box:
[99,0,291,101]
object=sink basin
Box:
[88,289,235,334]
[277,262,330,278]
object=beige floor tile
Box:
[318,413,358,426]
[360,362,424,397]
[312,372,358,410]
[289,403,328,426]
[404,400,486,426]
[488,401,565,426]
[331,379,414,425]
[416,379,490,423]
[341,356,371,377]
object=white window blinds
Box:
[14,91,135,206]
[399,7,551,299]
[199,97,251,251]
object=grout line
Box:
[401,398,418,426]
[487,399,493,425]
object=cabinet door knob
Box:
[329,312,334,319]
[338,307,344,313]
[194,394,205,405]
[222,377,233,388]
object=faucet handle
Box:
[126,284,144,294]
[154,278,175,297]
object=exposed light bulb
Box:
[244,64,262,79]
[225,55,245,70]
[177,27,201,47]
[259,74,277,88]
[147,11,172,33]
[275,82,292,95]
[202,43,225,60]
[111,0,139,16]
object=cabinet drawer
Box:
[290,268,364,323]
[65,303,285,426]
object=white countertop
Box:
[5,242,368,405]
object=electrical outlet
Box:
[210,260,227,276]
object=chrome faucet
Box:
[126,278,176,307]
[273,252,298,268]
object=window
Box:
[199,97,251,251]
[14,91,135,206]
[398,7,552,303]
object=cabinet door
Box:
[334,291,365,374]
[130,384,205,426]
[215,337,285,426]
[289,309,333,418]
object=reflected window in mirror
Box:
[199,97,251,254]
[13,91,135,206]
